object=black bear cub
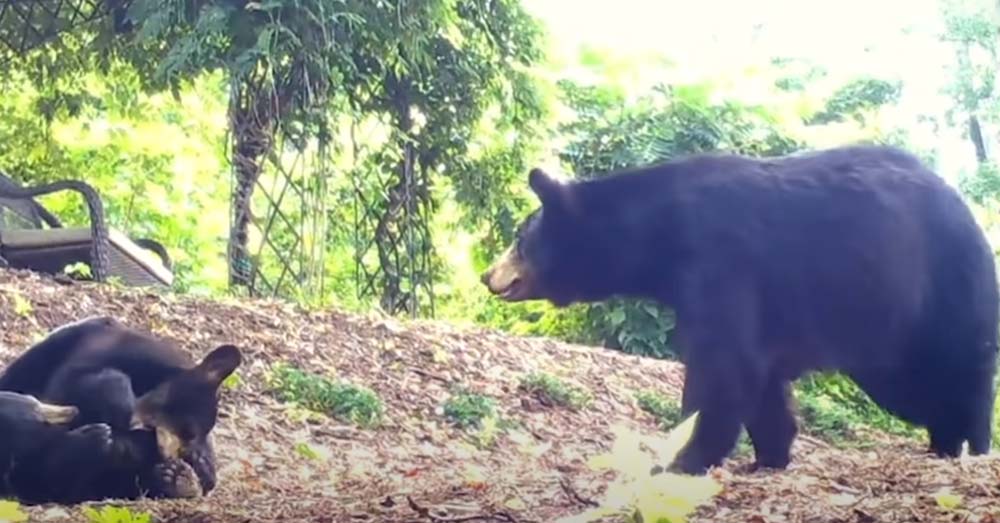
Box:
[0,391,119,503]
[482,144,999,475]
[0,316,242,501]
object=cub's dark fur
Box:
[0,391,118,503]
[482,144,999,474]
[0,316,242,499]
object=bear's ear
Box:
[528,168,569,209]
[190,345,243,388]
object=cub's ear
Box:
[191,345,242,388]
[528,168,570,208]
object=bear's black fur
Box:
[0,316,242,500]
[0,390,117,504]
[481,144,1000,474]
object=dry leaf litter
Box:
[0,269,998,523]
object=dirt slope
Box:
[1,269,999,523]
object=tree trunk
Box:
[227,76,278,289]
[969,114,988,163]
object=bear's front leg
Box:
[669,355,765,475]
[666,270,767,475]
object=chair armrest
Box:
[132,237,172,270]
[0,179,110,281]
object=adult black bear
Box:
[0,316,242,500]
[0,390,119,503]
[481,144,1000,475]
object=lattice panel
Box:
[0,0,120,61]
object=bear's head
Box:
[129,344,242,494]
[481,167,639,307]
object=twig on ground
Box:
[797,434,832,448]
[407,496,519,522]
[559,477,599,508]
[412,367,452,384]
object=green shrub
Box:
[519,372,592,410]
[268,363,384,428]
[444,391,498,429]
[635,389,682,428]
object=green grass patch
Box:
[635,389,682,428]
[518,371,592,410]
[444,391,498,429]
[268,363,384,428]
[794,373,923,446]
[83,506,152,523]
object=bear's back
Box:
[0,318,194,400]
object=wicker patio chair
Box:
[0,171,173,288]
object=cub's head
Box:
[481,168,622,307]
[130,344,242,494]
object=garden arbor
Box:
[0,0,545,318]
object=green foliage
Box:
[293,441,323,461]
[443,391,498,429]
[126,0,359,129]
[558,414,721,523]
[807,77,902,125]
[9,292,32,318]
[940,0,998,113]
[330,0,550,312]
[589,299,677,359]
[470,299,599,345]
[771,57,829,93]
[636,390,683,429]
[0,70,232,294]
[268,363,384,428]
[959,161,1000,204]
[518,372,592,410]
[794,388,860,443]
[3,0,551,311]
[470,414,504,450]
[934,489,964,511]
[221,371,242,391]
[62,262,94,280]
[794,373,923,444]
[83,506,152,523]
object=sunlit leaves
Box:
[939,0,998,124]
[0,500,27,523]
[559,413,722,523]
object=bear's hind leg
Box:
[928,421,964,458]
[964,361,996,456]
[931,362,996,457]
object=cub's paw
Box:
[150,459,202,499]
[69,423,114,452]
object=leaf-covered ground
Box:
[1,268,1000,522]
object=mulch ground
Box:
[1,268,999,523]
